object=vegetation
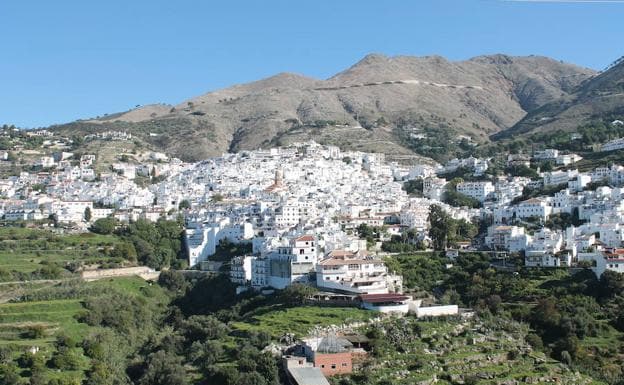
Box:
[210,239,253,262]
[544,211,585,230]
[428,205,478,250]
[115,218,185,269]
[444,186,481,208]
[375,250,624,384]
[505,164,539,179]
[402,179,423,197]
[381,229,426,253]
[356,224,386,249]
[0,227,125,281]
[2,212,624,385]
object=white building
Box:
[543,170,578,188]
[38,156,55,168]
[316,250,402,294]
[185,218,254,267]
[556,154,582,166]
[230,255,255,285]
[601,137,624,152]
[515,198,552,220]
[568,174,591,192]
[456,181,494,203]
[485,225,528,252]
[578,250,624,278]
[525,253,571,268]
[423,177,447,201]
[533,149,559,160]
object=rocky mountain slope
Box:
[50,54,595,162]
[493,57,624,140]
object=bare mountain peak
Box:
[469,53,515,65]
[356,53,390,65]
[50,52,601,162]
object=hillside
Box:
[48,54,595,162]
[493,57,624,140]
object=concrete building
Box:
[316,250,402,294]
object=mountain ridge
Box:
[49,53,597,162]
[493,57,624,140]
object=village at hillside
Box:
[3,126,624,384]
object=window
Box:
[300,249,304,254]
[331,364,336,369]
[326,277,330,280]
[321,365,325,368]
[342,363,348,367]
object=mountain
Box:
[49,54,595,162]
[492,57,624,140]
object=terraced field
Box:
[0,299,87,344]
[0,227,122,279]
[0,276,165,383]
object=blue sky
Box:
[1,0,623,128]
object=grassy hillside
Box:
[0,228,123,281]
[0,276,167,384]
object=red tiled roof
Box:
[327,250,355,258]
[296,235,315,242]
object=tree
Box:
[178,200,190,210]
[50,347,81,370]
[84,362,122,385]
[279,284,317,306]
[138,350,188,385]
[525,333,543,350]
[531,297,561,334]
[485,294,502,314]
[428,205,451,250]
[181,315,229,341]
[444,187,481,208]
[84,207,92,222]
[0,363,20,385]
[238,372,267,385]
[188,340,222,370]
[109,242,138,262]
[599,270,624,298]
[403,179,423,196]
[91,217,117,235]
[158,270,188,293]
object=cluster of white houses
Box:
[6,136,624,282]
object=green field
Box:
[0,299,88,346]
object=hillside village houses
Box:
[5,136,624,285]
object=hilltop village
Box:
[4,126,624,384]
